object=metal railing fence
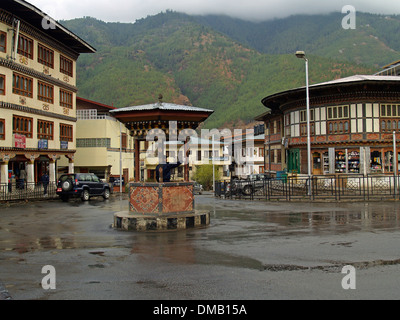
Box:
[0,182,58,202]
[215,174,400,201]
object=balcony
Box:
[77,109,117,121]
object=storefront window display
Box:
[348,151,360,174]
[370,151,382,173]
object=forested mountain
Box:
[61,11,399,129]
[195,12,400,67]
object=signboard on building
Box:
[38,139,48,150]
[60,141,69,150]
[13,134,26,149]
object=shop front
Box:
[0,150,74,193]
[307,146,399,176]
[258,74,400,178]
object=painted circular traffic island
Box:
[113,182,210,231]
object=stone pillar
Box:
[49,161,56,183]
[26,159,35,190]
[328,148,335,174]
[65,154,75,174]
[47,154,58,184]
[0,153,15,194]
[1,161,9,194]
[68,159,74,174]
[24,153,39,190]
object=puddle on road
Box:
[194,248,264,270]
[206,206,400,237]
[2,196,400,278]
[128,230,264,270]
[262,257,400,273]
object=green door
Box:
[287,149,300,173]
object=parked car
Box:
[193,182,203,195]
[56,173,111,202]
[225,180,240,197]
[109,176,125,187]
[240,173,272,196]
[247,173,272,181]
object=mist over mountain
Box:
[62,11,398,128]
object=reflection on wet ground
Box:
[1,196,400,256]
[198,198,400,234]
[2,195,400,299]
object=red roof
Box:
[77,97,116,110]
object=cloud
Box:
[28,0,400,23]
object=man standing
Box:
[41,171,49,196]
[18,167,26,189]
[156,162,182,183]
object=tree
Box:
[193,164,221,191]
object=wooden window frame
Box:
[37,119,54,140]
[121,133,127,149]
[13,115,33,138]
[327,120,350,135]
[17,34,33,60]
[38,81,54,104]
[381,119,400,133]
[0,31,6,53]
[60,89,73,109]
[13,73,33,98]
[277,150,282,164]
[300,123,315,136]
[0,119,5,140]
[381,104,400,118]
[60,123,73,142]
[60,55,73,77]
[300,110,315,123]
[0,74,5,95]
[327,106,349,120]
[38,43,54,68]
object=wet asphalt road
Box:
[0,194,400,300]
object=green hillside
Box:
[195,12,400,67]
[62,11,388,129]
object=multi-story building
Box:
[141,136,231,182]
[229,128,266,179]
[234,135,265,178]
[0,0,95,191]
[256,73,400,176]
[57,97,134,185]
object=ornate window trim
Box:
[0,118,5,140]
[0,57,77,93]
[13,114,33,138]
[60,123,73,142]
[37,119,54,140]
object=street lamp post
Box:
[296,51,312,196]
[394,131,397,198]
[212,134,216,193]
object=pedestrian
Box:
[41,171,49,196]
[156,161,182,183]
[7,170,12,193]
[19,167,26,189]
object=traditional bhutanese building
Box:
[0,0,95,189]
[57,97,135,185]
[256,74,400,176]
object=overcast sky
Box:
[28,0,400,23]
